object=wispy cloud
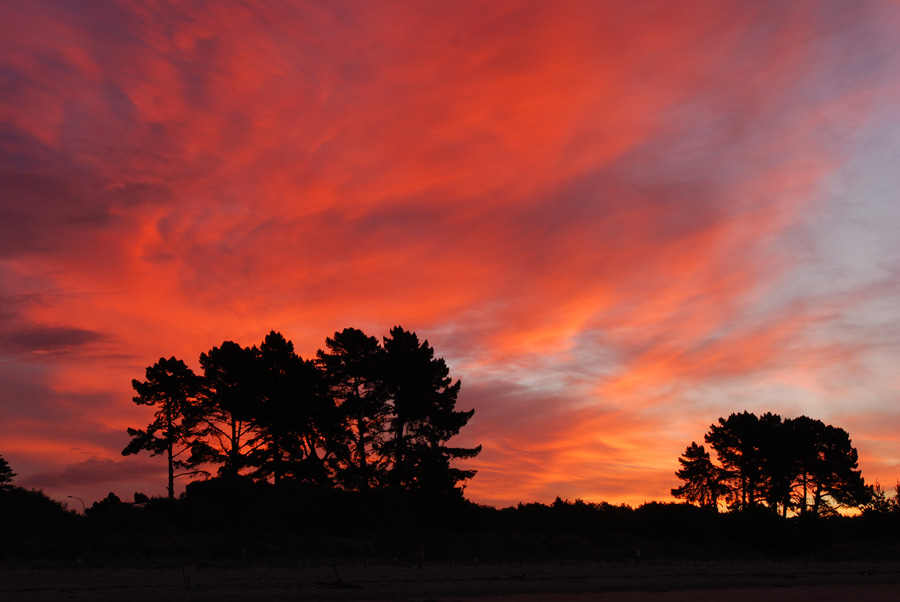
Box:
[1,0,898,506]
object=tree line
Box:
[672,411,871,516]
[122,326,481,498]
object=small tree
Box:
[0,454,16,490]
[864,480,897,514]
[671,442,726,510]
[123,357,205,498]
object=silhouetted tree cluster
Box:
[123,327,481,498]
[673,411,871,516]
[86,491,124,515]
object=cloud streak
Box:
[1,0,899,507]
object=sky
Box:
[1,0,899,510]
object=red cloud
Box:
[1,1,898,508]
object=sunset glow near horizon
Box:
[2,1,900,509]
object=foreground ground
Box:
[2,560,899,601]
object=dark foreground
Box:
[5,483,900,599]
[3,560,900,601]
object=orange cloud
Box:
[1,0,899,507]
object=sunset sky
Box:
[2,0,899,509]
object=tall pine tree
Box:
[122,357,204,498]
[383,326,481,495]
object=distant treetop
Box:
[0,454,16,489]
[672,411,870,517]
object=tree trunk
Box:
[813,487,822,518]
[394,417,406,487]
[166,406,174,499]
[801,474,808,516]
[229,417,239,476]
[167,441,174,499]
[357,414,368,490]
[273,440,282,485]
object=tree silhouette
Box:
[122,357,205,498]
[86,491,123,515]
[705,411,781,511]
[251,331,331,484]
[197,341,262,477]
[787,417,867,517]
[671,442,726,510]
[382,326,481,494]
[760,417,795,517]
[678,411,871,515]
[316,328,390,490]
[866,480,900,514]
[122,326,482,496]
[0,454,15,490]
[250,331,302,484]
